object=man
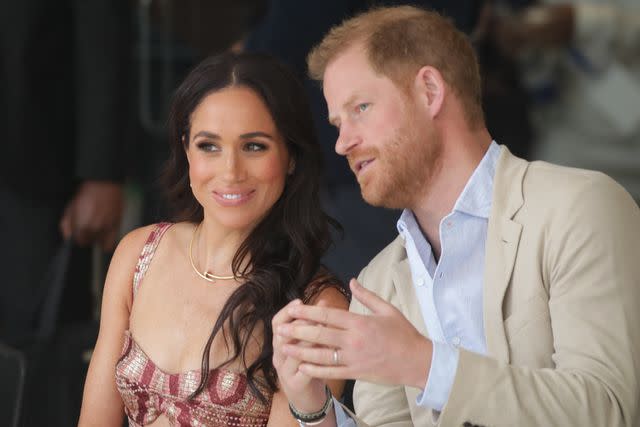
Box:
[272,5,640,427]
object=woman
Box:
[79,53,349,426]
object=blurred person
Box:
[78,53,349,426]
[0,0,127,348]
[271,6,640,426]
[491,1,640,203]
[0,3,129,425]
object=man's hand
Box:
[59,180,124,250]
[276,279,433,390]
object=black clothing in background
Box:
[1,2,129,425]
[0,0,128,200]
[0,0,128,346]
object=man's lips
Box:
[353,158,375,175]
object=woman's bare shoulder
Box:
[114,223,173,267]
[304,267,350,308]
[104,224,165,304]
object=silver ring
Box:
[332,349,340,366]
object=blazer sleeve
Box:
[346,266,415,427]
[437,174,640,427]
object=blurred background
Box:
[1,0,638,425]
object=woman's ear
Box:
[288,158,296,175]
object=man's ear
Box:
[288,158,296,175]
[414,66,445,119]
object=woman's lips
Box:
[212,190,255,206]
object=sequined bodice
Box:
[116,331,271,426]
[115,223,271,426]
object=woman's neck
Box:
[195,220,251,277]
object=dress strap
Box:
[302,267,350,304]
[132,222,173,298]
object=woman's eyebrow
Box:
[239,131,274,139]
[192,131,221,140]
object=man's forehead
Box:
[323,48,372,104]
[323,43,368,78]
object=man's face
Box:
[323,45,442,209]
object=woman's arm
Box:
[78,226,154,426]
[268,286,349,426]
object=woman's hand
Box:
[272,299,330,414]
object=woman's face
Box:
[186,86,292,231]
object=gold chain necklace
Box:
[189,222,236,282]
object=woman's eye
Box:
[244,142,267,152]
[357,103,370,113]
[196,142,219,152]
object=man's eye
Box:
[245,142,267,152]
[196,142,219,152]
[358,103,370,113]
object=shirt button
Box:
[416,276,425,287]
[451,336,461,347]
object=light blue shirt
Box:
[334,141,500,424]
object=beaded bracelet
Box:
[288,385,333,426]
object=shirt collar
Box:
[397,141,500,238]
[453,141,500,219]
[397,209,424,242]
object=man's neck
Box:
[411,129,492,260]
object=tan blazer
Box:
[345,147,640,427]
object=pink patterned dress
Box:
[115,223,348,426]
[115,223,270,426]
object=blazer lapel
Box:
[392,257,429,338]
[483,147,527,363]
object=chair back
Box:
[0,342,26,427]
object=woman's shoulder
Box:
[106,223,186,305]
[303,267,350,306]
[117,223,169,255]
[113,222,186,267]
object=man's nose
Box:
[335,123,360,156]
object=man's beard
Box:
[359,121,442,210]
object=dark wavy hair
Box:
[163,52,339,402]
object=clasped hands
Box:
[272,278,433,414]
